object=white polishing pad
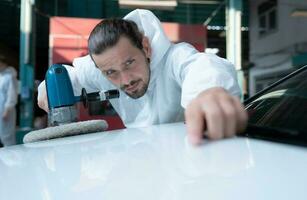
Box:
[23,120,108,143]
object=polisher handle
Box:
[80,88,120,108]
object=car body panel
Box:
[0,122,307,200]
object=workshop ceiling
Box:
[114,0,249,26]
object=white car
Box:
[0,66,306,200]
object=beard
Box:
[120,59,151,99]
[120,79,149,99]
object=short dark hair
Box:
[88,18,143,56]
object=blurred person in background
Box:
[0,55,18,146]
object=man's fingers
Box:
[37,96,49,113]
[184,87,248,145]
[217,95,248,137]
[37,81,49,113]
[185,99,205,145]
[232,97,248,133]
[186,97,227,143]
[201,100,225,140]
[218,96,237,137]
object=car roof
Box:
[0,122,307,200]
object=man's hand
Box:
[185,87,248,145]
[37,83,49,113]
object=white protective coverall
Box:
[39,9,240,128]
[0,66,18,146]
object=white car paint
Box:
[0,122,306,200]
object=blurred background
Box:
[0,0,306,144]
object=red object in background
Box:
[49,16,207,130]
[49,17,207,65]
[49,17,97,65]
[162,22,207,51]
[76,103,125,130]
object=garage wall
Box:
[249,0,307,95]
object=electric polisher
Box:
[23,64,120,143]
[46,63,119,126]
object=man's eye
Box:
[125,59,135,66]
[105,70,115,76]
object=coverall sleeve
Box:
[169,43,241,109]
[4,74,18,110]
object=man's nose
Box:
[120,71,131,86]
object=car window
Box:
[245,66,307,134]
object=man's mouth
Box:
[124,80,140,93]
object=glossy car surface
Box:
[0,66,306,200]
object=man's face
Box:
[92,36,151,99]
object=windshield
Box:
[245,66,307,136]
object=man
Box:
[0,55,18,146]
[38,9,247,145]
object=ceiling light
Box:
[119,0,177,10]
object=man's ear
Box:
[142,36,151,59]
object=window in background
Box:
[258,0,277,37]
